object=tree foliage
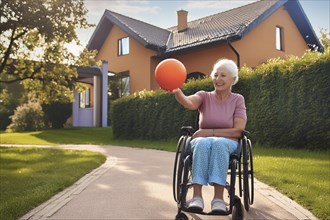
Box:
[0,0,97,103]
[319,28,330,50]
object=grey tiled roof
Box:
[87,0,323,54]
[104,10,170,50]
[166,0,279,53]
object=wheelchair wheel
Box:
[175,212,188,220]
[242,137,254,211]
[173,135,191,203]
[179,155,191,205]
[232,197,244,220]
[173,136,185,202]
[247,139,254,204]
[229,156,237,208]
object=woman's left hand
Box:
[192,129,211,139]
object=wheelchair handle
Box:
[180,126,195,135]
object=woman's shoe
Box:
[187,197,204,212]
[211,198,228,213]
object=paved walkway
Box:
[7,144,317,220]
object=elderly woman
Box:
[172,58,247,213]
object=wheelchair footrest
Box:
[181,206,230,216]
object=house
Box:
[87,0,322,95]
[73,60,108,127]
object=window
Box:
[276,26,284,51]
[118,37,129,56]
[120,74,130,97]
[108,72,130,99]
[79,88,91,108]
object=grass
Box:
[0,127,177,151]
[1,127,329,219]
[0,147,106,220]
[0,128,115,145]
[252,145,330,220]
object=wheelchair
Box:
[173,126,254,220]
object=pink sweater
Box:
[196,91,247,129]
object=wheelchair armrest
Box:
[181,126,195,135]
[241,130,250,138]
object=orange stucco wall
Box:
[96,7,309,93]
[96,25,157,93]
[235,6,308,67]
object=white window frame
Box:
[118,37,129,56]
[276,26,284,51]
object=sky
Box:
[71,0,330,55]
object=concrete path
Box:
[13,145,317,220]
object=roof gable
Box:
[87,10,170,52]
[87,0,323,54]
[285,0,322,51]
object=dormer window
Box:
[118,37,129,56]
[276,26,284,51]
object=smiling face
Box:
[212,67,235,92]
[210,59,239,93]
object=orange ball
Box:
[155,58,187,91]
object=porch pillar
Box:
[101,60,108,127]
[93,75,101,127]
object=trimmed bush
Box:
[7,99,48,132]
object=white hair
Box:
[210,59,239,85]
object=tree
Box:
[0,0,97,103]
[319,28,330,51]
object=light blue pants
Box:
[190,137,238,186]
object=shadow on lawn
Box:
[31,128,113,145]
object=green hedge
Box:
[111,90,190,139]
[243,52,330,150]
[111,50,330,150]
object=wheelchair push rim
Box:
[242,136,254,211]
[173,135,184,202]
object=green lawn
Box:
[252,145,329,220]
[0,147,106,220]
[1,128,329,219]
